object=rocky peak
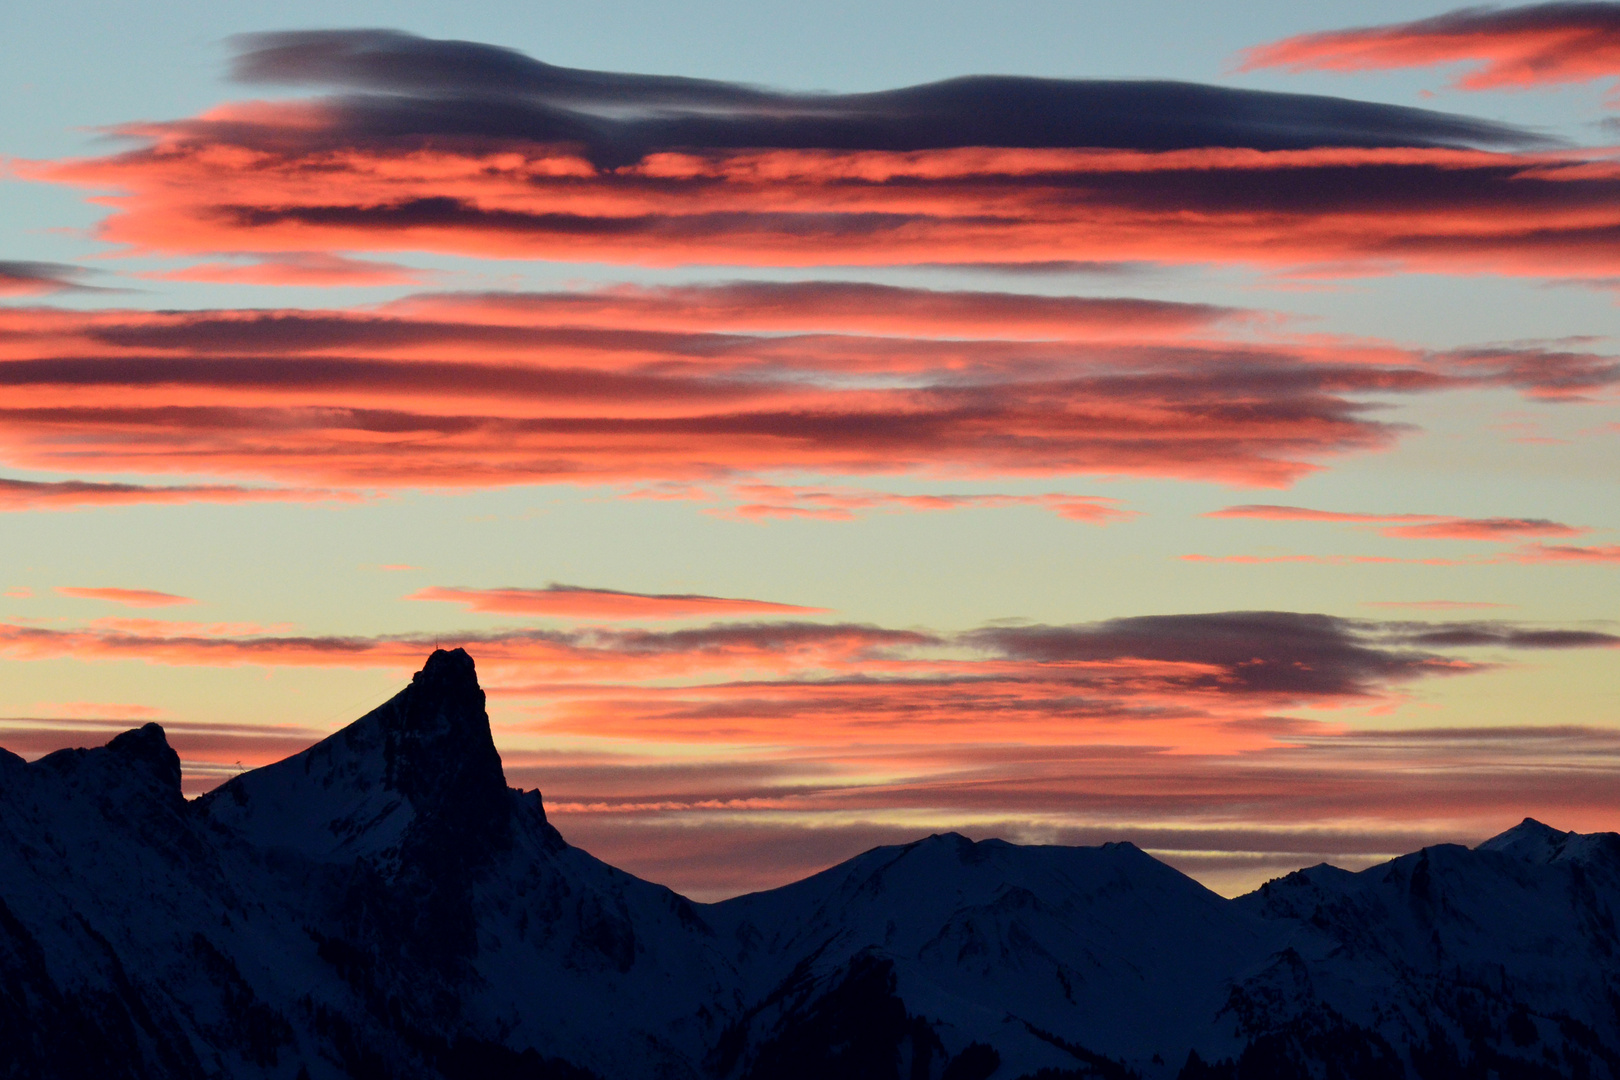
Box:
[379,647,506,813]
[23,721,184,808]
[0,724,189,859]
[198,649,513,867]
[379,648,514,869]
[105,722,184,796]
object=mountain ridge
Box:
[2,649,1617,1079]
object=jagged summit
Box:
[407,645,483,714]
[102,722,185,799]
[101,721,184,795]
[9,719,186,809]
[376,646,506,810]
[198,647,511,865]
[1478,815,1620,870]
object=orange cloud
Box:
[1207,504,1436,524]
[716,484,1136,523]
[37,136,1620,279]
[54,586,195,608]
[0,289,1606,494]
[0,476,356,511]
[394,281,1242,341]
[29,30,1594,280]
[1240,3,1620,94]
[1388,517,1588,540]
[408,584,828,619]
[0,300,1409,490]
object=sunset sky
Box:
[1,0,1616,900]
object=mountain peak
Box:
[1477,817,1571,862]
[105,722,183,796]
[413,645,478,690]
[23,720,185,811]
[381,647,504,805]
[200,649,511,865]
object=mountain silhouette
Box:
[2,650,1616,1079]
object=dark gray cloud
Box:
[227,29,1543,166]
[964,612,1619,697]
[1388,623,1620,649]
[968,612,1456,697]
[0,261,99,296]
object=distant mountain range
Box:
[3,649,1616,1080]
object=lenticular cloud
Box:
[228,29,1534,156]
[41,30,1620,280]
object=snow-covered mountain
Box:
[2,650,1616,1079]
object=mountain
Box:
[1,650,1617,1080]
[705,833,1277,1077]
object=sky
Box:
[0,0,1616,900]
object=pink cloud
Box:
[55,586,195,608]
[1209,503,1589,541]
[395,281,1241,341]
[145,252,426,287]
[407,584,829,620]
[0,290,1603,495]
[1386,517,1588,540]
[1514,542,1620,563]
[30,120,1620,281]
[0,476,358,511]
[1240,4,1620,95]
[716,484,1136,523]
[1207,504,1433,524]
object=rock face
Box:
[3,650,1620,1079]
[201,648,511,869]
